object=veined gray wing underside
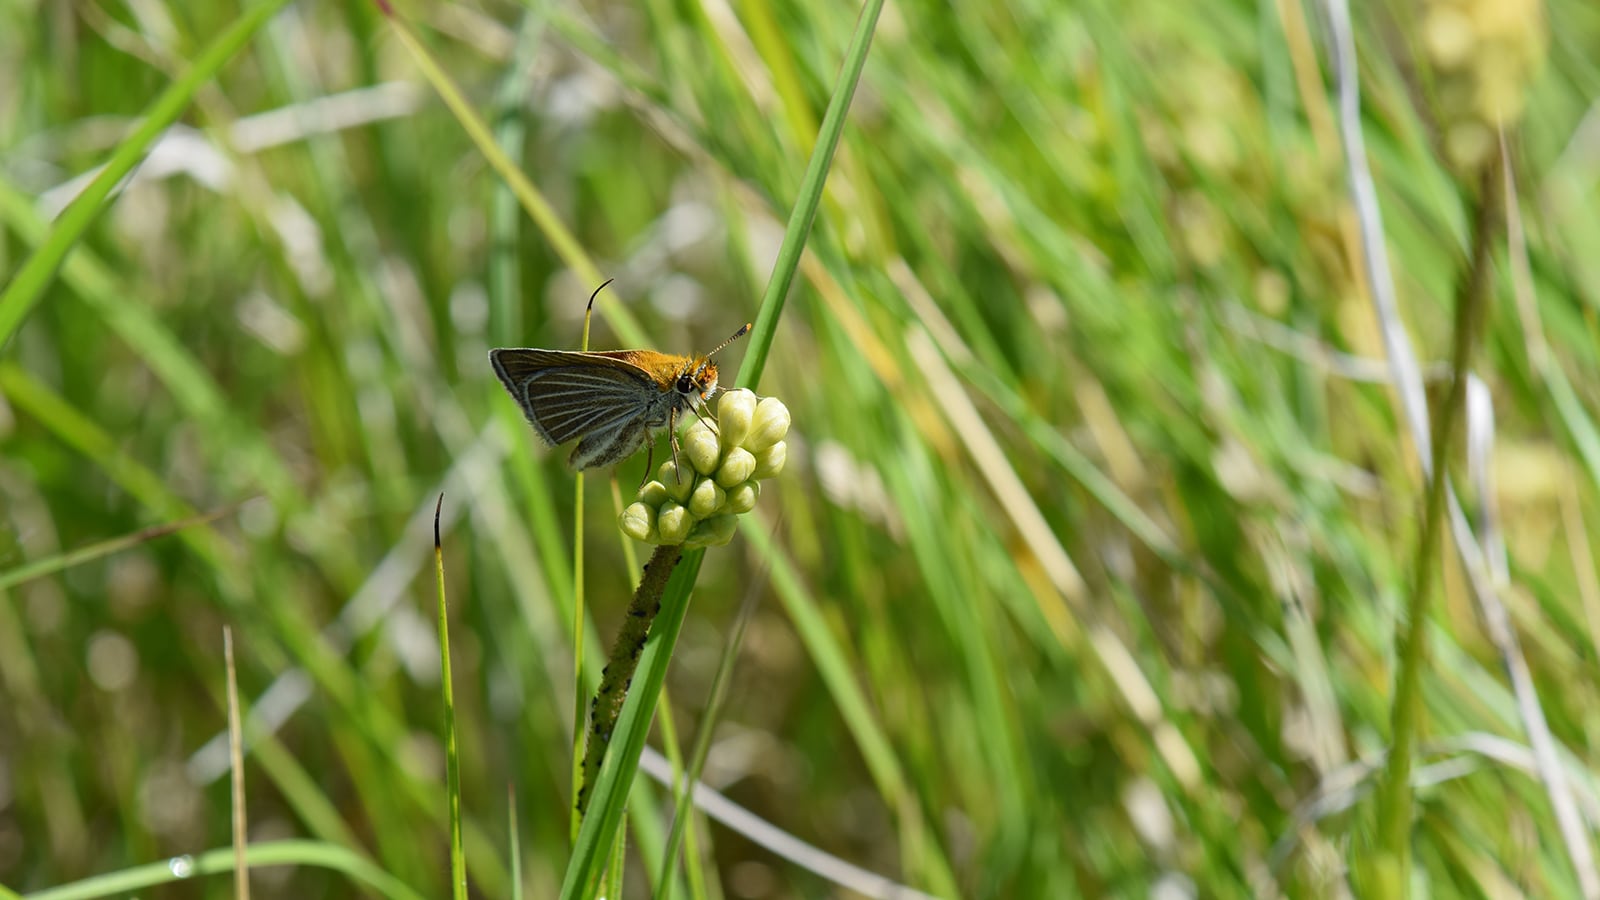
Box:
[490,350,660,446]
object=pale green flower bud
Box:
[638,480,670,507]
[744,397,790,452]
[658,461,694,502]
[622,390,790,545]
[751,441,787,480]
[684,420,722,476]
[688,479,726,518]
[684,514,737,548]
[716,389,757,451]
[656,501,690,544]
[725,480,760,514]
[620,502,656,542]
[715,447,756,488]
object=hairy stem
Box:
[577,544,684,816]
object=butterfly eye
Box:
[676,374,696,394]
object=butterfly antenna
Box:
[707,322,752,357]
[581,278,615,352]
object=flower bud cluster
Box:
[620,389,788,548]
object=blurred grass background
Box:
[2,0,1599,896]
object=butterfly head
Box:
[675,358,719,401]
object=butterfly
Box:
[490,323,750,475]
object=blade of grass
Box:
[0,504,239,592]
[19,840,428,900]
[0,0,293,348]
[0,362,233,576]
[508,784,523,900]
[435,495,468,900]
[731,0,883,392]
[560,548,704,900]
[224,627,250,900]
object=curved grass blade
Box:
[0,504,240,592]
[18,840,427,900]
[0,0,294,348]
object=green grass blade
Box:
[0,505,236,592]
[434,496,468,900]
[508,784,523,900]
[0,0,293,348]
[733,0,886,391]
[19,840,427,900]
[559,549,706,900]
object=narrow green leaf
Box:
[0,0,294,347]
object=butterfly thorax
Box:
[608,351,719,400]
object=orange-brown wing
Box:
[489,349,657,446]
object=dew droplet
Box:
[169,854,195,878]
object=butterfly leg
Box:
[668,406,684,483]
[639,439,655,489]
[688,396,716,434]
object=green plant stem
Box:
[1374,155,1504,878]
[577,544,684,816]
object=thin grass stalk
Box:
[566,282,612,838]
[652,691,713,900]
[434,495,468,900]
[569,486,587,839]
[602,827,627,900]
[508,784,523,900]
[224,627,249,900]
[1375,155,1503,885]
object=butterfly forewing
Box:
[489,349,660,446]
